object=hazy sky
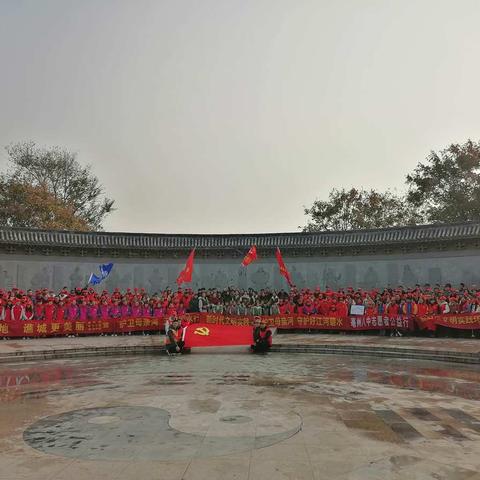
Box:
[1,0,479,234]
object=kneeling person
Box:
[165,318,185,354]
[252,320,272,353]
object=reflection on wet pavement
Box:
[2,353,480,395]
[2,353,480,479]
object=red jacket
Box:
[44,304,55,322]
[12,304,24,322]
[416,304,428,316]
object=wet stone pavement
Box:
[1,352,480,479]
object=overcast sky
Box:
[1,0,479,234]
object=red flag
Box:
[176,249,195,285]
[275,247,293,287]
[241,245,257,267]
[183,324,253,348]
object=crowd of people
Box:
[0,283,477,322]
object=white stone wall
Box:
[2,249,480,291]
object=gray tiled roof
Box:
[0,223,479,250]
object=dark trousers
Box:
[166,340,185,354]
[251,340,271,353]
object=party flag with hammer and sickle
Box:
[183,324,254,348]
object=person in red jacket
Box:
[365,299,377,317]
[34,300,44,321]
[55,300,66,322]
[0,299,7,321]
[426,298,439,314]
[44,298,56,322]
[165,318,185,354]
[278,299,293,315]
[318,295,332,315]
[11,299,25,322]
[335,299,349,317]
[386,301,400,316]
[251,320,272,353]
[416,298,428,316]
[24,303,35,321]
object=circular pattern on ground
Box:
[87,415,120,424]
[24,406,301,461]
[219,415,252,424]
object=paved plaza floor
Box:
[1,332,480,356]
[1,336,480,479]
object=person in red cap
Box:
[24,302,34,322]
[120,298,131,318]
[110,299,121,319]
[77,298,88,321]
[153,301,164,319]
[416,297,428,316]
[11,298,25,322]
[34,300,44,321]
[44,298,55,323]
[67,298,80,322]
[0,299,7,322]
[131,299,141,318]
[165,317,185,355]
[56,299,66,322]
[99,298,111,320]
[251,319,272,354]
[438,296,450,314]
[88,299,99,319]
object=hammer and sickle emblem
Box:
[194,327,210,336]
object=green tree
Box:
[303,187,418,232]
[1,141,114,230]
[406,139,480,223]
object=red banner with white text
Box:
[416,314,480,331]
[196,313,413,331]
[0,317,164,338]
[0,313,416,338]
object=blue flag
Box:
[88,263,114,285]
[99,263,114,279]
[88,273,102,285]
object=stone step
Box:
[1,342,479,365]
[0,345,164,364]
[275,343,480,357]
[272,344,480,364]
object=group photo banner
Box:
[0,313,415,338]
[0,317,164,338]
[196,313,414,331]
[416,313,480,331]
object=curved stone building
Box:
[1,223,480,291]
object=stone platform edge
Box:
[1,343,479,365]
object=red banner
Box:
[0,317,164,338]
[198,313,413,331]
[416,314,480,331]
[3,312,480,338]
[184,324,253,348]
[0,313,416,338]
